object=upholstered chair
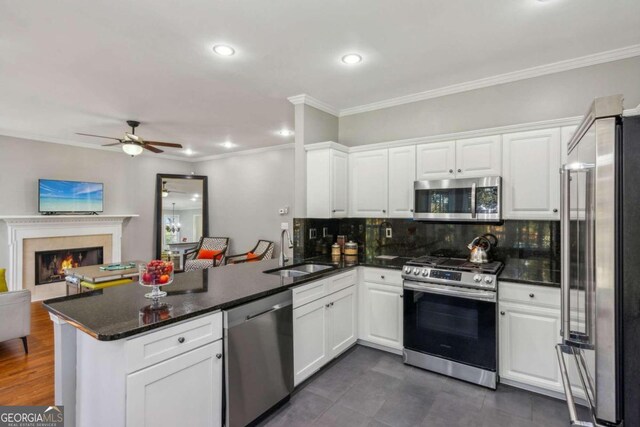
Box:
[0,289,31,353]
[225,240,275,265]
[183,237,230,272]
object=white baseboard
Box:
[357,339,403,356]
[499,377,589,407]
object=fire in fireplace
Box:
[35,246,104,285]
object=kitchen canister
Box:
[344,241,358,256]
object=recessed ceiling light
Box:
[193,193,200,198]
[191,197,197,202]
[341,53,362,64]
[278,129,294,137]
[184,148,194,155]
[213,44,235,56]
[219,141,236,149]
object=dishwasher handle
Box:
[245,303,286,321]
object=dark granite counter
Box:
[42,256,405,341]
[499,258,560,287]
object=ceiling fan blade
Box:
[102,142,122,147]
[143,144,163,153]
[144,141,183,148]
[76,133,122,141]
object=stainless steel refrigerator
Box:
[556,94,640,427]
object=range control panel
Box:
[429,269,462,281]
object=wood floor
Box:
[0,302,54,405]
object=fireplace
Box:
[35,246,104,285]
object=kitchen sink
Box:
[265,263,335,277]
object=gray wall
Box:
[0,135,193,267]
[195,147,294,258]
[339,57,640,145]
[304,105,339,144]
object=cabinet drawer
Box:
[293,279,327,308]
[125,312,222,373]
[362,267,402,287]
[499,282,560,309]
[326,270,356,295]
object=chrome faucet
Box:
[280,228,293,267]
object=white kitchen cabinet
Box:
[328,286,358,356]
[416,141,456,180]
[455,135,502,178]
[349,149,389,217]
[293,295,330,385]
[293,282,357,385]
[306,148,348,218]
[388,145,416,218]
[126,340,223,427]
[359,281,403,350]
[499,302,562,392]
[502,128,561,219]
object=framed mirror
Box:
[155,174,209,271]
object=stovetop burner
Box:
[406,256,503,275]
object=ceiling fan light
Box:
[162,190,169,198]
[122,143,143,157]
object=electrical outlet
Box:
[309,228,317,239]
[322,227,328,237]
[386,227,393,238]
[281,222,289,230]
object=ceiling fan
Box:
[76,120,183,156]
[161,181,186,198]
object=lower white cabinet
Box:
[499,302,562,391]
[126,340,223,427]
[293,285,357,385]
[359,281,403,350]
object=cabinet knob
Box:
[381,275,385,279]
[216,353,222,359]
[330,302,334,307]
[410,209,414,212]
[553,209,558,213]
[399,295,404,299]
[178,337,185,343]
[325,303,330,308]
[449,169,454,173]
[332,209,336,213]
[529,293,535,298]
[457,169,462,173]
[382,210,386,213]
[500,311,505,316]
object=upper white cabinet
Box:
[349,149,389,217]
[307,147,348,218]
[416,141,456,180]
[416,137,501,181]
[502,128,561,220]
[455,135,502,178]
[388,146,416,218]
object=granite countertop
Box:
[499,257,560,287]
[43,255,404,341]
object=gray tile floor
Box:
[258,345,589,427]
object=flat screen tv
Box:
[38,179,104,213]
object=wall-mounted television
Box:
[38,179,104,213]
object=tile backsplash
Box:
[294,217,559,272]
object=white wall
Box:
[195,147,294,258]
[0,135,193,267]
[339,57,640,145]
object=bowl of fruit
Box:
[139,260,174,299]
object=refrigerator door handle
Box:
[560,167,571,342]
[556,344,596,427]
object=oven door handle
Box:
[404,281,496,302]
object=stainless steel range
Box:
[401,256,503,389]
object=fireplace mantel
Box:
[1,214,138,293]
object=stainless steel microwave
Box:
[413,176,502,222]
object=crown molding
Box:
[287,93,339,117]
[339,44,640,117]
[194,143,294,162]
[304,141,349,153]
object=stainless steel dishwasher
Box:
[224,290,293,427]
